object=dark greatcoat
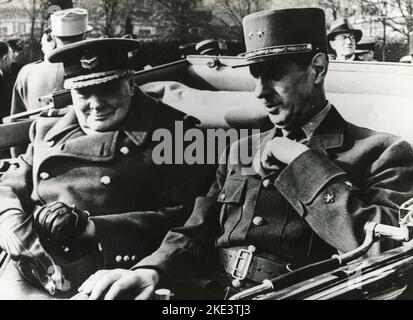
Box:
[0,91,216,298]
[136,106,413,299]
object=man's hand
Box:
[261,137,309,170]
[33,202,94,246]
[76,268,160,300]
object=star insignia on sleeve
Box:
[324,193,335,204]
[257,29,265,37]
[248,32,254,39]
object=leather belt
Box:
[218,247,294,284]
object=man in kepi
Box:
[77,8,413,300]
[0,38,214,299]
[328,18,362,61]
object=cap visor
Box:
[231,54,305,68]
[47,38,141,63]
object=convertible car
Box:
[1,55,413,300]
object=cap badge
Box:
[257,29,265,37]
[80,54,99,70]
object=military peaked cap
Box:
[47,38,140,89]
[236,8,328,67]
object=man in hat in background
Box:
[10,8,93,157]
[356,38,376,61]
[328,18,363,61]
[195,39,222,56]
[5,39,24,87]
[75,7,413,300]
[0,37,215,299]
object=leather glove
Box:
[0,210,65,294]
[33,202,90,249]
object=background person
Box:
[356,38,376,61]
[10,7,93,158]
[195,39,221,55]
[328,18,362,61]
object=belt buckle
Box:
[231,246,255,281]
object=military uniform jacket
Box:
[0,92,215,286]
[136,107,413,292]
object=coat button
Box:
[115,255,122,263]
[40,172,50,180]
[220,193,226,200]
[252,216,264,226]
[131,255,137,261]
[123,255,130,262]
[248,245,256,253]
[47,140,55,147]
[262,179,270,188]
[232,279,242,288]
[120,146,130,155]
[100,176,111,185]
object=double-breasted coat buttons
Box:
[252,216,264,226]
[40,172,50,180]
[100,176,111,186]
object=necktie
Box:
[286,127,306,142]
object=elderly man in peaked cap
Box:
[0,38,214,299]
[77,8,413,300]
[328,18,363,61]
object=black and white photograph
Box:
[0,0,412,305]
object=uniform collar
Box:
[307,105,345,151]
[281,101,331,139]
[251,105,345,177]
[301,102,331,139]
[120,91,156,147]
